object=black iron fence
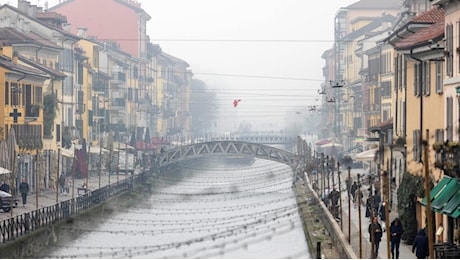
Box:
[0,173,146,244]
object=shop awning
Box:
[315,139,331,146]
[431,179,459,212]
[421,176,452,206]
[441,189,460,218]
[421,176,460,218]
[355,149,377,162]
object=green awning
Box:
[441,189,460,218]
[421,176,453,206]
[431,179,459,212]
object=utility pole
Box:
[337,161,342,231]
[117,142,120,183]
[357,173,363,259]
[55,147,60,204]
[383,170,391,259]
[348,166,351,243]
[98,138,102,189]
[424,129,434,259]
[35,149,39,210]
[369,174,375,259]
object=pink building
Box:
[49,0,151,58]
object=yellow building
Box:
[389,6,447,245]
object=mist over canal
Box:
[42,158,310,258]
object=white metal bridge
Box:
[156,141,300,170]
[209,135,296,144]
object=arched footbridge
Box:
[156,141,301,170]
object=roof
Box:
[385,7,445,47]
[0,4,79,41]
[49,0,151,20]
[346,0,400,10]
[411,6,445,23]
[394,20,444,50]
[0,27,60,49]
[0,55,49,78]
[369,118,393,133]
[18,55,66,78]
[343,14,396,41]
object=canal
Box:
[41,157,310,258]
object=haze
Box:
[1,0,357,133]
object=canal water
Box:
[43,158,310,258]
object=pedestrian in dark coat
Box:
[369,216,383,258]
[390,218,404,259]
[350,181,358,202]
[380,201,390,222]
[412,229,429,259]
[19,178,29,206]
[366,197,372,218]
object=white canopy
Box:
[89,146,110,154]
[113,142,135,151]
[355,149,378,162]
[60,147,74,158]
[0,167,11,175]
[321,142,343,148]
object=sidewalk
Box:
[0,170,135,221]
[335,168,416,259]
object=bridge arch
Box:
[156,141,300,170]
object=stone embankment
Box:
[295,175,356,259]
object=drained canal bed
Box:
[42,158,310,258]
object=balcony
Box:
[110,98,126,110]
[110,72,126,85]
[76,103,85,114]
[25,104,40,118]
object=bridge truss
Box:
[156,141,300,170]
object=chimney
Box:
[77,27,87,38]
[62,23,71,32]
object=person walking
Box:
[412,229,429,259]
[19,178,29,207]
[368,216,383,258]
[390,218,404,259]
[350,181,357,201]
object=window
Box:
[36,86,42,104]
[447,96,454,141]
[133,66,138,79]
[424,61,430,96]
[436,61,443,94]
[413,129,421,162]
[414,63,420,96]
[435,129,444,162]
[77,62,84,85]
[5,81,9,105]
[11,82,20,106]
[446,23,454,77]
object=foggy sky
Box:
[2,0,358,133]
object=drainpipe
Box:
[410,47,423,163]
